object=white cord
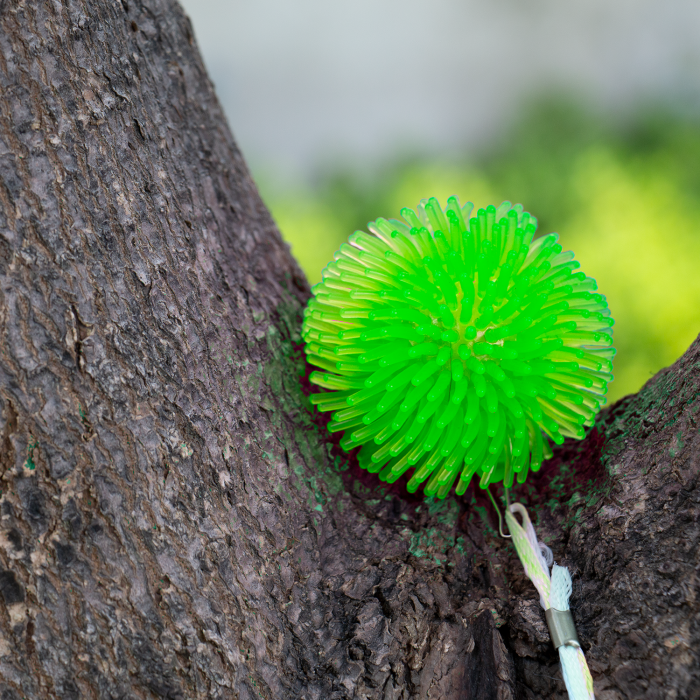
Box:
[505,503,595,700]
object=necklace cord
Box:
[505,502,595,699]
[485,485,511,539]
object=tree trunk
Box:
[0,2,697,699]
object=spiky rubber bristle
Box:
[302,197,615,499]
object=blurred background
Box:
[180,0,700,403]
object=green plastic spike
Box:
[302,197,615,499]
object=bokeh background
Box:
[180,0,700,403]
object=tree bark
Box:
[0,2,697,699]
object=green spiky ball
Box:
[302,197,615,499]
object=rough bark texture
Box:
[0,2,698,699]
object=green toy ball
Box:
[302,197,615,499]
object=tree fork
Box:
[0,2,697,699]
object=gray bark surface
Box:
[0,2,697,699]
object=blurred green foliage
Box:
[264,99,700,403]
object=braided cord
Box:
[506,503,595,700]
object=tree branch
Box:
[0,2,697,699]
